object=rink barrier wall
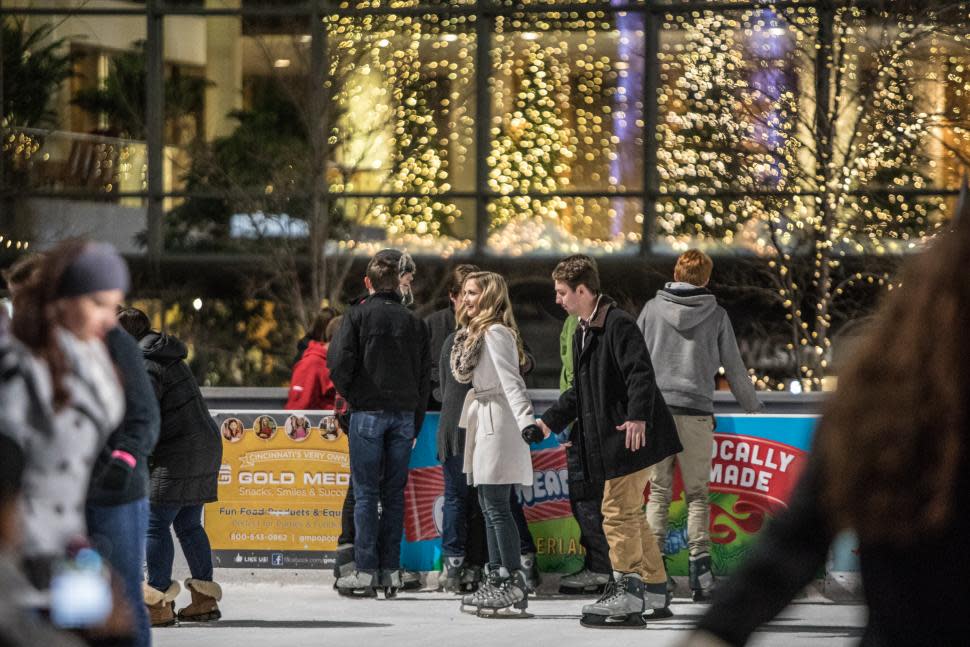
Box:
[200,389,860,596]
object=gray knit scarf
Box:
[450,328,485,384]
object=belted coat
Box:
[459,324,536,486]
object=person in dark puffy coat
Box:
[117,307,223,627]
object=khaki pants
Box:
[646,414,716,557]
[601,466,666,584]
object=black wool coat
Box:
[541,297,681,482]
[328,290,431,432]
[140,332,222,506]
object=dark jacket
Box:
[697,456,970,646]
[425,305,457,409]
[328,290,431,432]
[139,332,222,505]
[87,327,161,505]
[437,332,469,462]
[541,296,681,482]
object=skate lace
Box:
[470,580,500,603]
[594,580,622,605]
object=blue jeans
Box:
[441,454,467,557]
[146,503,213,591]
[348,410,415,573]
[478,484,522,572]
[86,498,150,647]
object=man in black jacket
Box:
[328,249,431,597]
[537,255,681,629]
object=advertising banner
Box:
[206,411,820,575]
[659,415,815,576]
[206,412,349,570]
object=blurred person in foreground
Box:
[0,434,85,647]
[1,241,127,589]
[689,195,970,646]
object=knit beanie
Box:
[55,243,130,298]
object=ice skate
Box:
[379,569,402,599]
[689,553,716,602]
[460,566,501,614]
[441,556,464,593]
[476,568,531,619]
[333,543,356,597]
[558,568,611,595]
[459,564,482,593]
[335,569,377,598]
[580,572,647,629]
[644,580,674,620]
[401,569,422,591]
[520,552,540,592]
[177,579,222,622]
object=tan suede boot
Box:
[143,581,180,627]
[177,578,222,622]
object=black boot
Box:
[689,553,715,602]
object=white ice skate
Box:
[580,572,647,629]
[476,568,531,619]
[558,568,611,595]
[460,566,501,614]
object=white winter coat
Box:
[459,324,535,486]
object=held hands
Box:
[536,419,552,439]
[521,424,545,445]
[617,420,646,452]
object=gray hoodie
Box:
[637,284,763,414]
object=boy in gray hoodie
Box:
[636,249,763,602]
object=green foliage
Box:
[2,18,74,129]
[164,79,330,251]
[71,40,209,139]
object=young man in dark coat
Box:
[118,308,224,626]
[537,255,681,629]
[327,249,431,597]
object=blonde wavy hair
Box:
[455,271,527,368]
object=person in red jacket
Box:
[285,311,341,411]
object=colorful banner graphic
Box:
[205,411,823,575]
[658,416,814,576]
[206,412,349,569]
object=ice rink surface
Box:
[152,580,866,647]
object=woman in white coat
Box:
[450,271,541,617]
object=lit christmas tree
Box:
[487,40,575,235]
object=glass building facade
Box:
[4,1,969,261]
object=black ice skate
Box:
[442,556,464,593]
[476,568,531,619]
[689,553,716,602]
[333,543,356,597]
[520,552,541,593]
[558,568,611,595]
[379,570,402,599]
[644,580,674,620]
[459,564,482,593]
[580,572,647,629]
